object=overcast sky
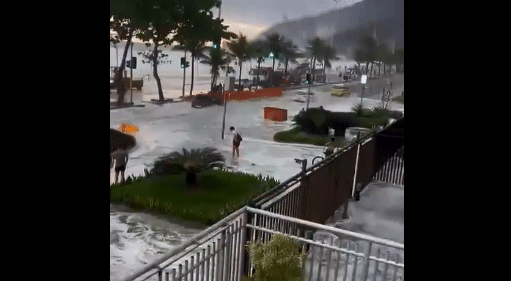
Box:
[218,0,362,39]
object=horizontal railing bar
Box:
[246,207,404,250]
[246,224,366,258]
[261,181,301,210]
[162,244,224,273]
[121,207,248,281]
[158,226,227,270]
[254,123,386,207]
[368,256,405,268]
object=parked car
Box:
[191,94,223,108]
[293,90,315,103]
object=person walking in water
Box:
[324,137,338,157]
[230,126,242,158]
[111,144,129,184]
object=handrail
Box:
[121,206,247,281]
[121,116,405,281]
[246,207,404,250]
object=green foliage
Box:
[110,169,280,225]
[353,105,392,128]
[150,147,225,176]
[351,104,368,117]
[227,32,251,89]
[292,107,360,136]
[273,127,330,146]
[244,234,307,281]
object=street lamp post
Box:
[269,52,274,87]
[114,45,118,67]
[221,84,227,140]
[360,74,367,109]
[130,42,134,104]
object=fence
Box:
[122,207,404,281]
[122,117,404,281]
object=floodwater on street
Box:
[110,77,404,280]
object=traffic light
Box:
[306,73,312,85]
[131,57,137,69]
[213,36,220,49]
[180,57,190,68]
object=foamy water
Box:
[110,204,206,280]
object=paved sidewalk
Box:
[325,181,404,243]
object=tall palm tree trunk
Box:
[116,29,133,105]
[182,50,187,97]
[152,42,164,101]
[190,55,195,96]
[271,57,276,87]
[238,62,243,91]
[257,59,261,86]
[284,58,289,81]
[312,57,316,82]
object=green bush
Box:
[356,106,392,128]
[110,169,280,225]
[150,147,225,187]
[292,107,360,136]
[244,234,307,281]
[273,127,330,146]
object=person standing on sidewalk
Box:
[230,126,242,158]
[111,144,129,184]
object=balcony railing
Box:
[121,117,404,281]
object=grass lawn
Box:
[110,169,278,225]
[273,127,330,146]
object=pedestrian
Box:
[111,144,129,184]
[324,137,336,157]
[230,126,242,158]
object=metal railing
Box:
[121,207,248,281]
[123,207,404,281]
[245,207,404,281]
[121,117,404,281]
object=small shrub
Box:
[244,234,307,281]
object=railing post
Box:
[239,211,248,280]
[361,242,373,281]
[225,224,232,281]
[218,222,227,281]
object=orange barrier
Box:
[210,87,283,102]
[263,107,287,121]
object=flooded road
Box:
[110,77,404,280]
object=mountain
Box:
[254,0,404,59]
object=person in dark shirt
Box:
[230,126,242,158]
[111,145,129,184]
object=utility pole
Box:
[221,84,227,140]
[360,75,367,109]
[182,50,187,97]
[307,79,311,109]
[130,42,133,104]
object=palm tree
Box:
[227,32,251,91]
[265,33,285,87]
[393,49,404,73]
[307,37,325,82]
[200,47,230,91]
[320,45,338,82]
[376,43,390,76]
[173,41,209,96]
[249,40,268,87]
[151,147,225,187]
[279,39,302,81]
[357,36,378,76]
